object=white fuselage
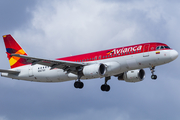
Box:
[1,49,177,82]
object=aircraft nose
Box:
[170,50,178,61]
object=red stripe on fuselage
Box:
[56,42,170,62]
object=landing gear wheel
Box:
[74,81,84,89]
[151,75,157,80]
[101,84,110,92]
[101,76,111,92]
[101,84,106,91]
[79,82,84,89]
[74,81,79,88]
[150,66,157,80]
[74,70,84,89]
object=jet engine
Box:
[118,69,145,82]
[83,63,106,78]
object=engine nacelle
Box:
[118,69,145,82]
[104,62,121,76]
[83,63,106,78]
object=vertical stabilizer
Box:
[3,34,29,69]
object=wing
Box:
[0,69,20,74]
[11,54,90,74]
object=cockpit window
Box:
[160,46,165,49]
[164,46,171,49]
[156,46,160,50]
[156,46,171,50]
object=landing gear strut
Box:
[150,66,157,80]
[74,71,84,89]
[101,76,111,92]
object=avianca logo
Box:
[106,50,114,55]
[107,45,142,55]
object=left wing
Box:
[11,54,90,73]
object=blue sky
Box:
[0,0,180,120]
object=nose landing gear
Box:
[150,66,157,80]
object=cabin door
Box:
[143,44,150,57]
[28,66,34,77]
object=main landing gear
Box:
[101,76,111,92]
[74,71,84,89]
[74,73,111,92]
[74,81,84,89]
[150,66,157,80]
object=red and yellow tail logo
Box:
[3,35,29,69]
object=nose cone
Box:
[170,50,178,61]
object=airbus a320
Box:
[0,35,178,92]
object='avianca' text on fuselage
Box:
[0,35,178,92]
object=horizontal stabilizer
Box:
[0,69,20,74]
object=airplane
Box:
[0,34,178,92]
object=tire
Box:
[101,84,110,92]
[101,84,106,91]
[79,82,84,89]
[151,75,157,80]
[74,81,80,88]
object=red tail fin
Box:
[3,34,29,69]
